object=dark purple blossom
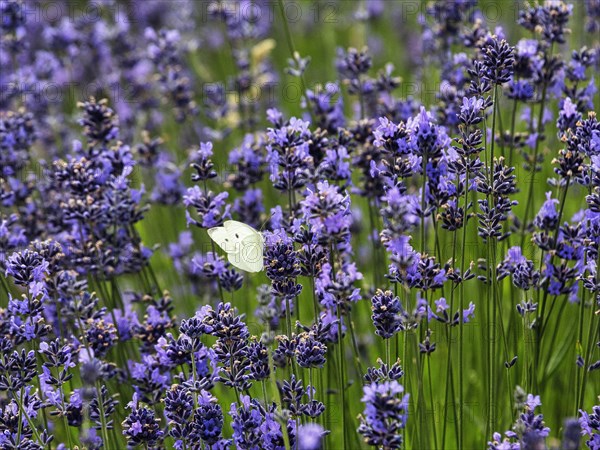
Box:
[301,181,351,243]
[122,394,164,447]
[357,380,409,449]
[184,187,231,229]
[580,404,600,449]
[370,289,402,339]
[266,112,314,196]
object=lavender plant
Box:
[0,0,599,449]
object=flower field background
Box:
[1,0,600,449]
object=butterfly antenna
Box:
[258,216,270,232]
[258,211,278,232]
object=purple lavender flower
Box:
[122,393,164,447]
[132,296,176,354]
[357,380,409,449]
[429,297,476,326]
[85,318,118,358]
[294,332,326,368]
[264,232,302,300]
[370,289,402,339]
[480,35,514,86]
[489,389,550,449]
[145,27,197,122]
[184,187,231,229]
[90,384,118,440]
[266,111,314,198]
[219,268,244,292]
[561,418,580,450]
[204,303,251,391]
[301,181,351,243]
[557,97,582,137]
[135,131,164,166]
[507,79,535,101]
[316,260,363,327]
[192,252,228,279]
[498,246,540,290]
[407,107,451,159]
[190,142,218,182]
[247,338,270,381]
[580,404,600,449]
[336,47,374,117]
[298,423,327,450]
[164,384,194,446]
[129,358,170,404]
[0,349,37,391]
[0,214,27,269]
[0,389,45,449]
[227,134,266,190]
[233,188,265,229]
[487,432,520,450]
[151,161,184,205]
[77,97,119,145]
[193,391,225,446]
[229,396,267,448]
[306,83,345,133]
[0,109,35,180]
[255,284,282,331]
[519,1,573,45]
[5,248,48,287]
[585,0,600,32]
[316,145,352,185]
[534,192,559,231]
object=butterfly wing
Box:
[240,233,264,272]
[207,226,238,254]
[208,221,264,273]
[223,220,257,241]
[227,251,260,272]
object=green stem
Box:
[579,306,600,410]
[458,147,471,449]
[94,381,111,450]
[276,0,311,113]
[542,296,569,367]
[386,338,391,367]
[522,290,531,392]
[330,246,347,449]
[191,343,200,409]
[486,233,493,441]
[521,45,553,246]
[421,154,428,254]
[55,367,74,450]
[368,199,382,287]
[336,312,347,446]
[535,177,570,387]
[310,275,319,322]
[442,164,462,447]
[427,354,438,450]
[575,281,586,415]
[402,325,409,447]
[285,295,293,341]
[267,350,291,450]
[579,247,600,411]
[492,241,514,413]
[508,98,518,168]
[0,274,10,303]
[15,386,43,444]
[347,316,365,376]
[74,308,111,449]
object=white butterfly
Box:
[207,220,265,273]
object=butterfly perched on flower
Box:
[207,220,264,273]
